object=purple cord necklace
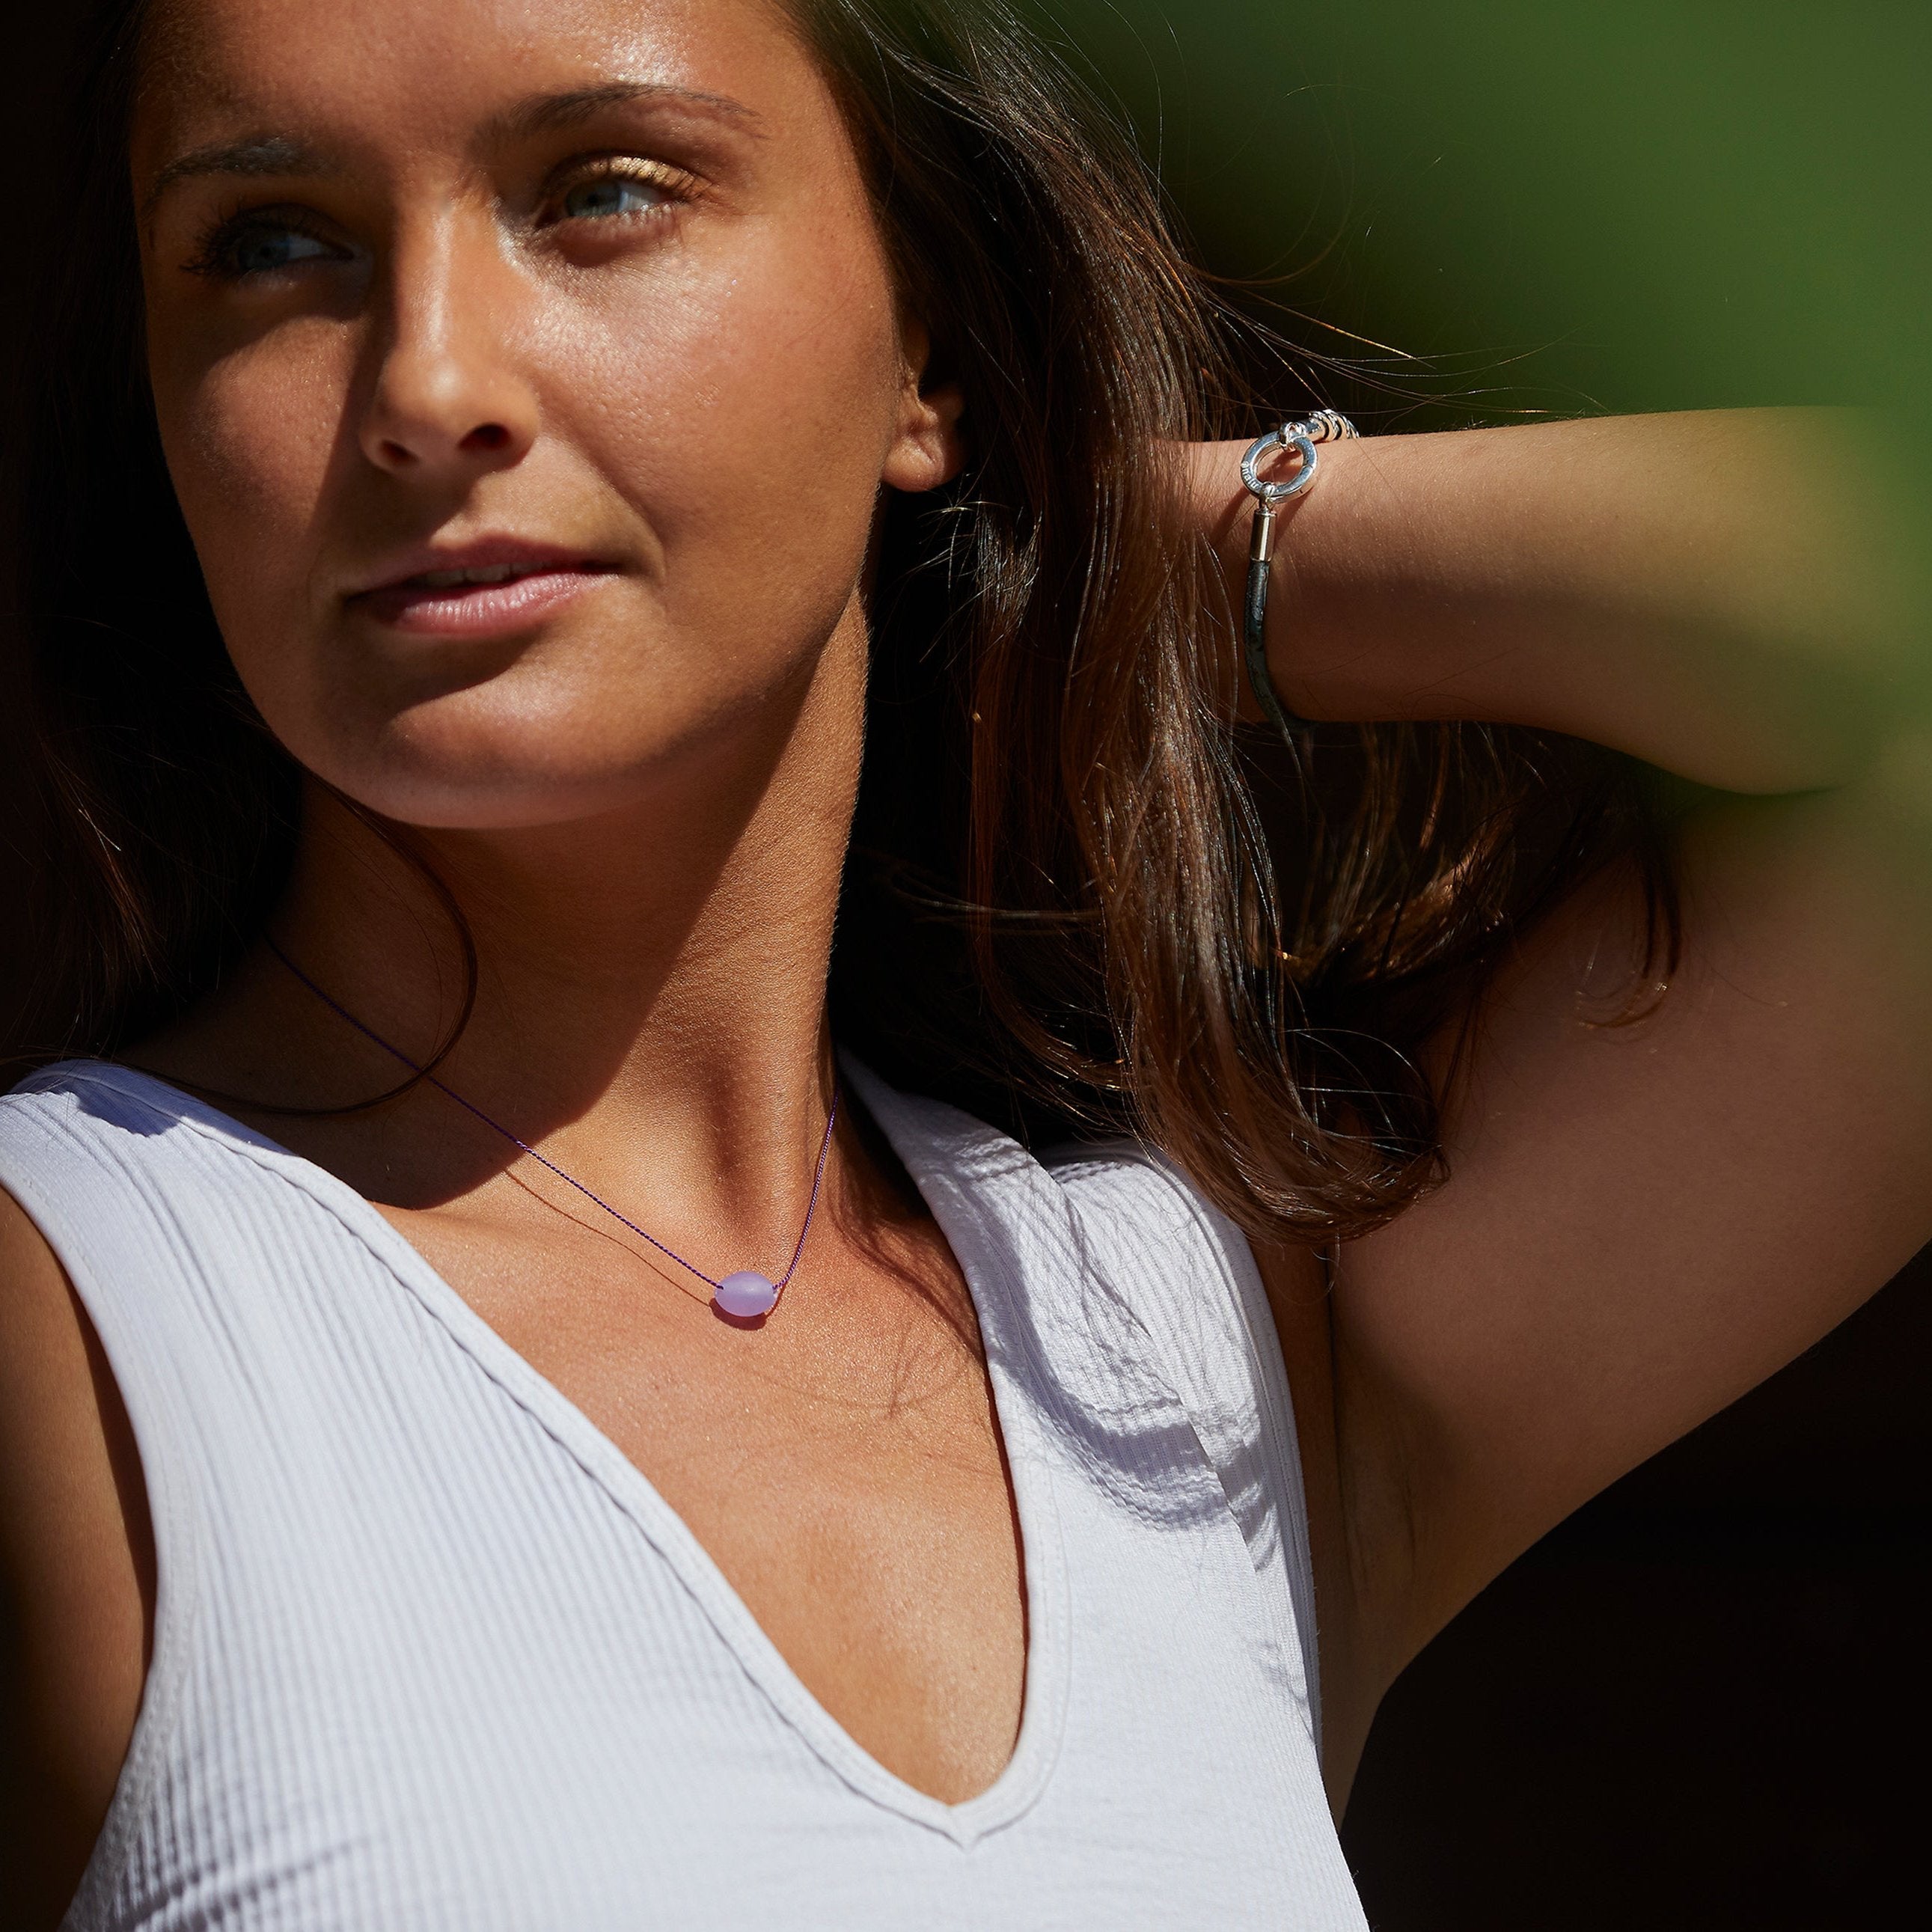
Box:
[266,941,837,1321]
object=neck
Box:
[143,609,866,1244]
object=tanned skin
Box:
[2,0,1928,1920]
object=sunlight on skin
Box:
[136,0,953,834]
[9,5,1042,1897]
[131,0,967,1201]
[3,2,1928,1919]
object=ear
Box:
[881,316,966,495]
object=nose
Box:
[358,215,538,480]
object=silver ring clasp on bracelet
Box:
[1239,411,1360,507]
[1239,410,1357,742]
[1242,427,1321,506]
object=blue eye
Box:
[191,218,340,281]
[560,174,667,221]
[228,227,335,275]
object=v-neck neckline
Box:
[31,1056,1072,1849]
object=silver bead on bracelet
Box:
[1240,410,1357,739]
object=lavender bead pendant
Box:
[714,1271,780,1320]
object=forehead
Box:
[134,0,813,173]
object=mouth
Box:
[348,544,619,637]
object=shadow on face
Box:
[134,0,964,834]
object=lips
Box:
[347,542,617,638]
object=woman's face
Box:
[135,0,957,830]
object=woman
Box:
[1,0,1925,1924]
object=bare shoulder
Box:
[0,1183,153,1929]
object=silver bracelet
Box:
[1239,410,1357,739]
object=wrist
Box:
[1204,418,1361,733]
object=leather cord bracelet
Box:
[1239,409,1358,738]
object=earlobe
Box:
[882,379,967,495]
[882,315,966,495]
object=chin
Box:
[310,684,764,834]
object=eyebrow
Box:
[484,80,765,144]
[141,134,331,220]
[142,82,764,221]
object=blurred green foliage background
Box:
[1036,1,1931,434]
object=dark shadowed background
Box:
[3,4,1928,1925]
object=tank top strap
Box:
[0,1060,391,1931]
[837,1057,1321,1749]
[1036,1139,1324,1747]
[0,1060,327,1495]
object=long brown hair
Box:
[3,0,1670,1241]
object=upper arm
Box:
[0,1183,152,1928]
[1330,775,1932,1683]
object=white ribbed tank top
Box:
[0,1058,1366,1931]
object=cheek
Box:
[140,177,908,825]
[152,321,353,636]
[551,210,905,620]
